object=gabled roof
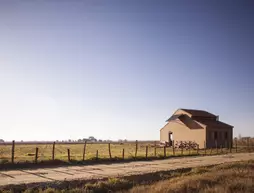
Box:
[165,114,204,129]
[180,108,216,118]
[166,114,185,122]
[163,108,233,130]
[195,119,233,128]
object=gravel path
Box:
[0,152,253,186]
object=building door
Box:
[168,132,173,146]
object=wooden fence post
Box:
[35,147,39,164]
[172,140,175,156]
[146,146,148,159]
[220,145,223,154]
[96,150,98,160]
[251,140,253,152]
[225,141,228,150]
[204,141,206,155]
[181,141,183,156]
[235,139,237,153]
[216,140,218,154]
[11,140,15,164]
[67,149,70,162]
[52,142,55,160]
[108,143,112,159]
[188,141,191,155]
[247,138,250,152]
[122,148,125,160]
[83,141,87,161]
[135,140,138,159]
[197,144,199,154]
[164,146,166,158]
[229,141,232,153]
[154,141,157,157]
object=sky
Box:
[0,0,254,141]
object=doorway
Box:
[168,132,173,146]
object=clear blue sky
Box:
[0,0,254,141]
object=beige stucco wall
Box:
[160,119,206,148]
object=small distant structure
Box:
[160,108,233,148]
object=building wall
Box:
[160,120,206,148]
[206,127,233,148]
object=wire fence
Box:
[0,138,253,164]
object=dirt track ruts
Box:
[0,152,253,186]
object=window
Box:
[225,132,228,139]
[214,131,218,140]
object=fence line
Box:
[1,139,253,165]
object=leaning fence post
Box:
[164,146,166,158]
[146,146,148,159]
[108,143,112,159]
[83,141,87,161]
[52,142,55,160]
[154,141,157,157]
[172,140,175,156]
[11,140,15,164]
[135,140,138,159]
[122,148,125,160]
[67,149,70,162]
[35,147,39,164]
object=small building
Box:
[160,108,233,148]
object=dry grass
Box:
[120,160,254,193]
[1,160,254,193]
[0,142,230,164]
[0,142,155,163]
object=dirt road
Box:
[0,152,253,186]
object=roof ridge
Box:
[180,108,216,117]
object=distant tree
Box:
[0,139,4,143]
[88,136,97,142]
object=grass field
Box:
[1,142,158,162]
[121,160,254,193]
[0,141,244,164]
[1,160,253,193]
